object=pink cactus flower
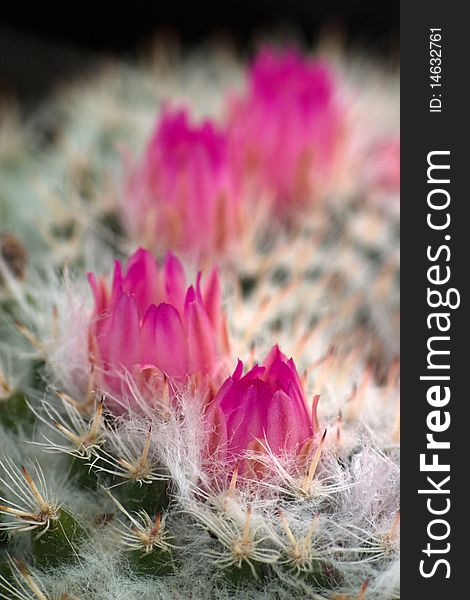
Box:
[87,248,229,411]
[206,345,319,473]
[227,46,342,209]
[123,108,241,261]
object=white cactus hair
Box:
[0,35,399,600]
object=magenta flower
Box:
[88,248,229,411]
[123,108,241,260]
[227,46,342,208]
[206,345,319,471]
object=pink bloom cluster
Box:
[206,345,318,471]
[122,48,343,259]
[124,108,241,259]
[101,47,335,456]
[88,248,228,411]
[87,249,319,468]
[227,46,342,208]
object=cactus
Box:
[0,40,399,599]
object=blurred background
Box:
[0,1,398,111]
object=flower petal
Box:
[104,292,140,376]
[87,273,108,314]
[225,380,270,455]
[266,389,312,453]
[202,268,222,334]
[110,260,123,309]
[140,304,159,365]
[123,248,162,315]
[187,301,217,374]
[163,252,186,314]
[154,302,188,377]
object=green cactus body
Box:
[127,547,174,577]
[303,561,339,590]
[68,455,100,491]
[222,560,266,588]
[0,391,33,433]
[0,528,10,551]
[0,560,12,586]
[118,479,169,515]
[32,508,86,568]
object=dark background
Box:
[0,1,399,110]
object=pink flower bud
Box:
[227,46,342,209]
[88,248,228,411]
[206,345,318,472]
[123,108,241,260]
